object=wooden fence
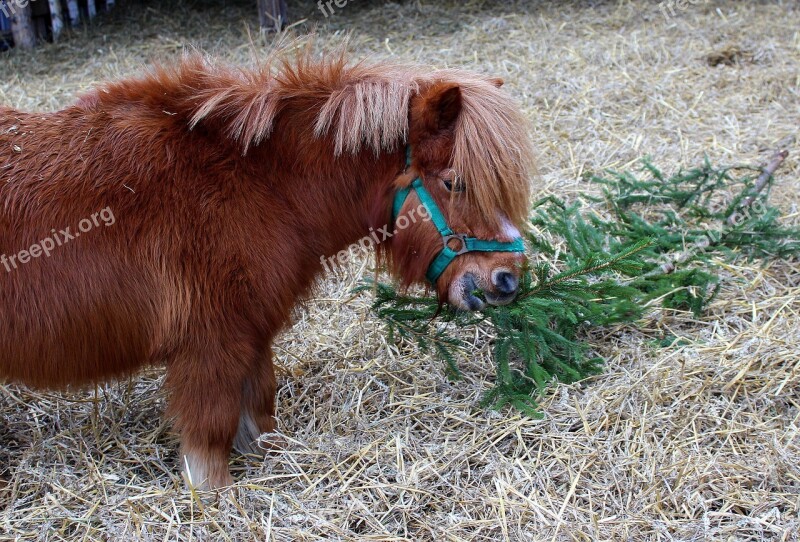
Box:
[2,0,288,50]
[2,0,115,49]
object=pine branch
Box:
[360,156,799,417]
[726,149,788,226]
[518,239,654,301]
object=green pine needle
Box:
[358,157,799,416]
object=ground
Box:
[0,1,798,540]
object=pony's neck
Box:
[247,141,402,267]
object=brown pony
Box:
[0,51,533,489]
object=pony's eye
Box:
[443,178,465,193]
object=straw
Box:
[1,1,798,540]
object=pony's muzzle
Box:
[484,269,519,307]
[459,273,486,311]
[452,268,520,311]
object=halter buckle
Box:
[443,234,469,255]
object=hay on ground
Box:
[1,1,798,540]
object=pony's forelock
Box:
[431,72,534,229]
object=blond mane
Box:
[126,51,534,226]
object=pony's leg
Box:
[234,347,278,456]
[168,341,254,490]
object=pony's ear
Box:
[435,85,462,131]
[412,82,463,137]
[489,77,504,88]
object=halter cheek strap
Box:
[392,147,525,284]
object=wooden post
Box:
[10,2,35,49]
[257,0,288,32]
[87,0,97,20]
[67,0,80,26]
[48,0,64,40]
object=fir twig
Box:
[518,239,654,300]
[360,157,800,417]
[726,149,789,226]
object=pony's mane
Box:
[98,51,534,226]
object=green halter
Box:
[392,147,525,284]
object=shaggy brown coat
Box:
[0,52,533,488]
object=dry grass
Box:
[1,0,799,540]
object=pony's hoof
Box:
[183,470,234,492]
[259,433,287,453]
[235,433,287,459]
[181,449,234,491]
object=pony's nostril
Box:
[494,271,518,295]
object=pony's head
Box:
[387,75,534,310]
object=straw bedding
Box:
[1,1,798,540]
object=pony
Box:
[0,50,534,489]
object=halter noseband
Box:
[391,147,525,285]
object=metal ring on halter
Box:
[442,234,469,255]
